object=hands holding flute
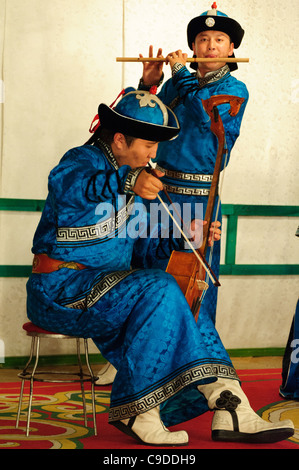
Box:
[139,45,188,86]
[118,45,248,83]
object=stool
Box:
[16,322,97,437]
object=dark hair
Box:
[84,127,136,147]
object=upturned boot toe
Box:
[110,406,189,446]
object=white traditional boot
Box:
[111,406,189,446]
[95,362,117,386]
[198,378,294,443]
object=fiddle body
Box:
[166,251,209,320]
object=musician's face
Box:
[193,30,234,75]
[112,134,158,169]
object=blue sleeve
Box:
[48,146,139,212]
[172,66,248,124]
[159,67,249,157]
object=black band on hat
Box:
[97,104,180,142]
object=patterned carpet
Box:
[0,369,298,450]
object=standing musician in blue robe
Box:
[136,4,249,325]
[26,89,293,446]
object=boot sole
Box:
[212,427,294,444]
[110,420,189,447]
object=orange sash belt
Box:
[32,254,86,274]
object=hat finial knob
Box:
[211,2,217,9]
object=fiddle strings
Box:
[155,193,216,285]
[200,139,229,305]
[208,139,229,265]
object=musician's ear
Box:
[113,132,127,150]
[228,42,234,57]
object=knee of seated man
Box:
[140,269,182,293]
[150,269,188,302]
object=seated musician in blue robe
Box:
[26,88,294,446]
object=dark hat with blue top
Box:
[187,3,244,71]
[97,88,180,142]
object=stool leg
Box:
[84,339,97,436]
[15,379,25,429]
[76,338,88,427]
[26,335,40,437]
[16,335,36,429]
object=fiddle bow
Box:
[164,94,245,322]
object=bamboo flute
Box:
[116,57,249,63]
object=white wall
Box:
[0,0,298,360]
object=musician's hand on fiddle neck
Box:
[208,221,221,246]
[166,50,188,68]
[189,219,221,248]
[132,169,164,200]
[140,45,164,86]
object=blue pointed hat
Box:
[97,88,180,142]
